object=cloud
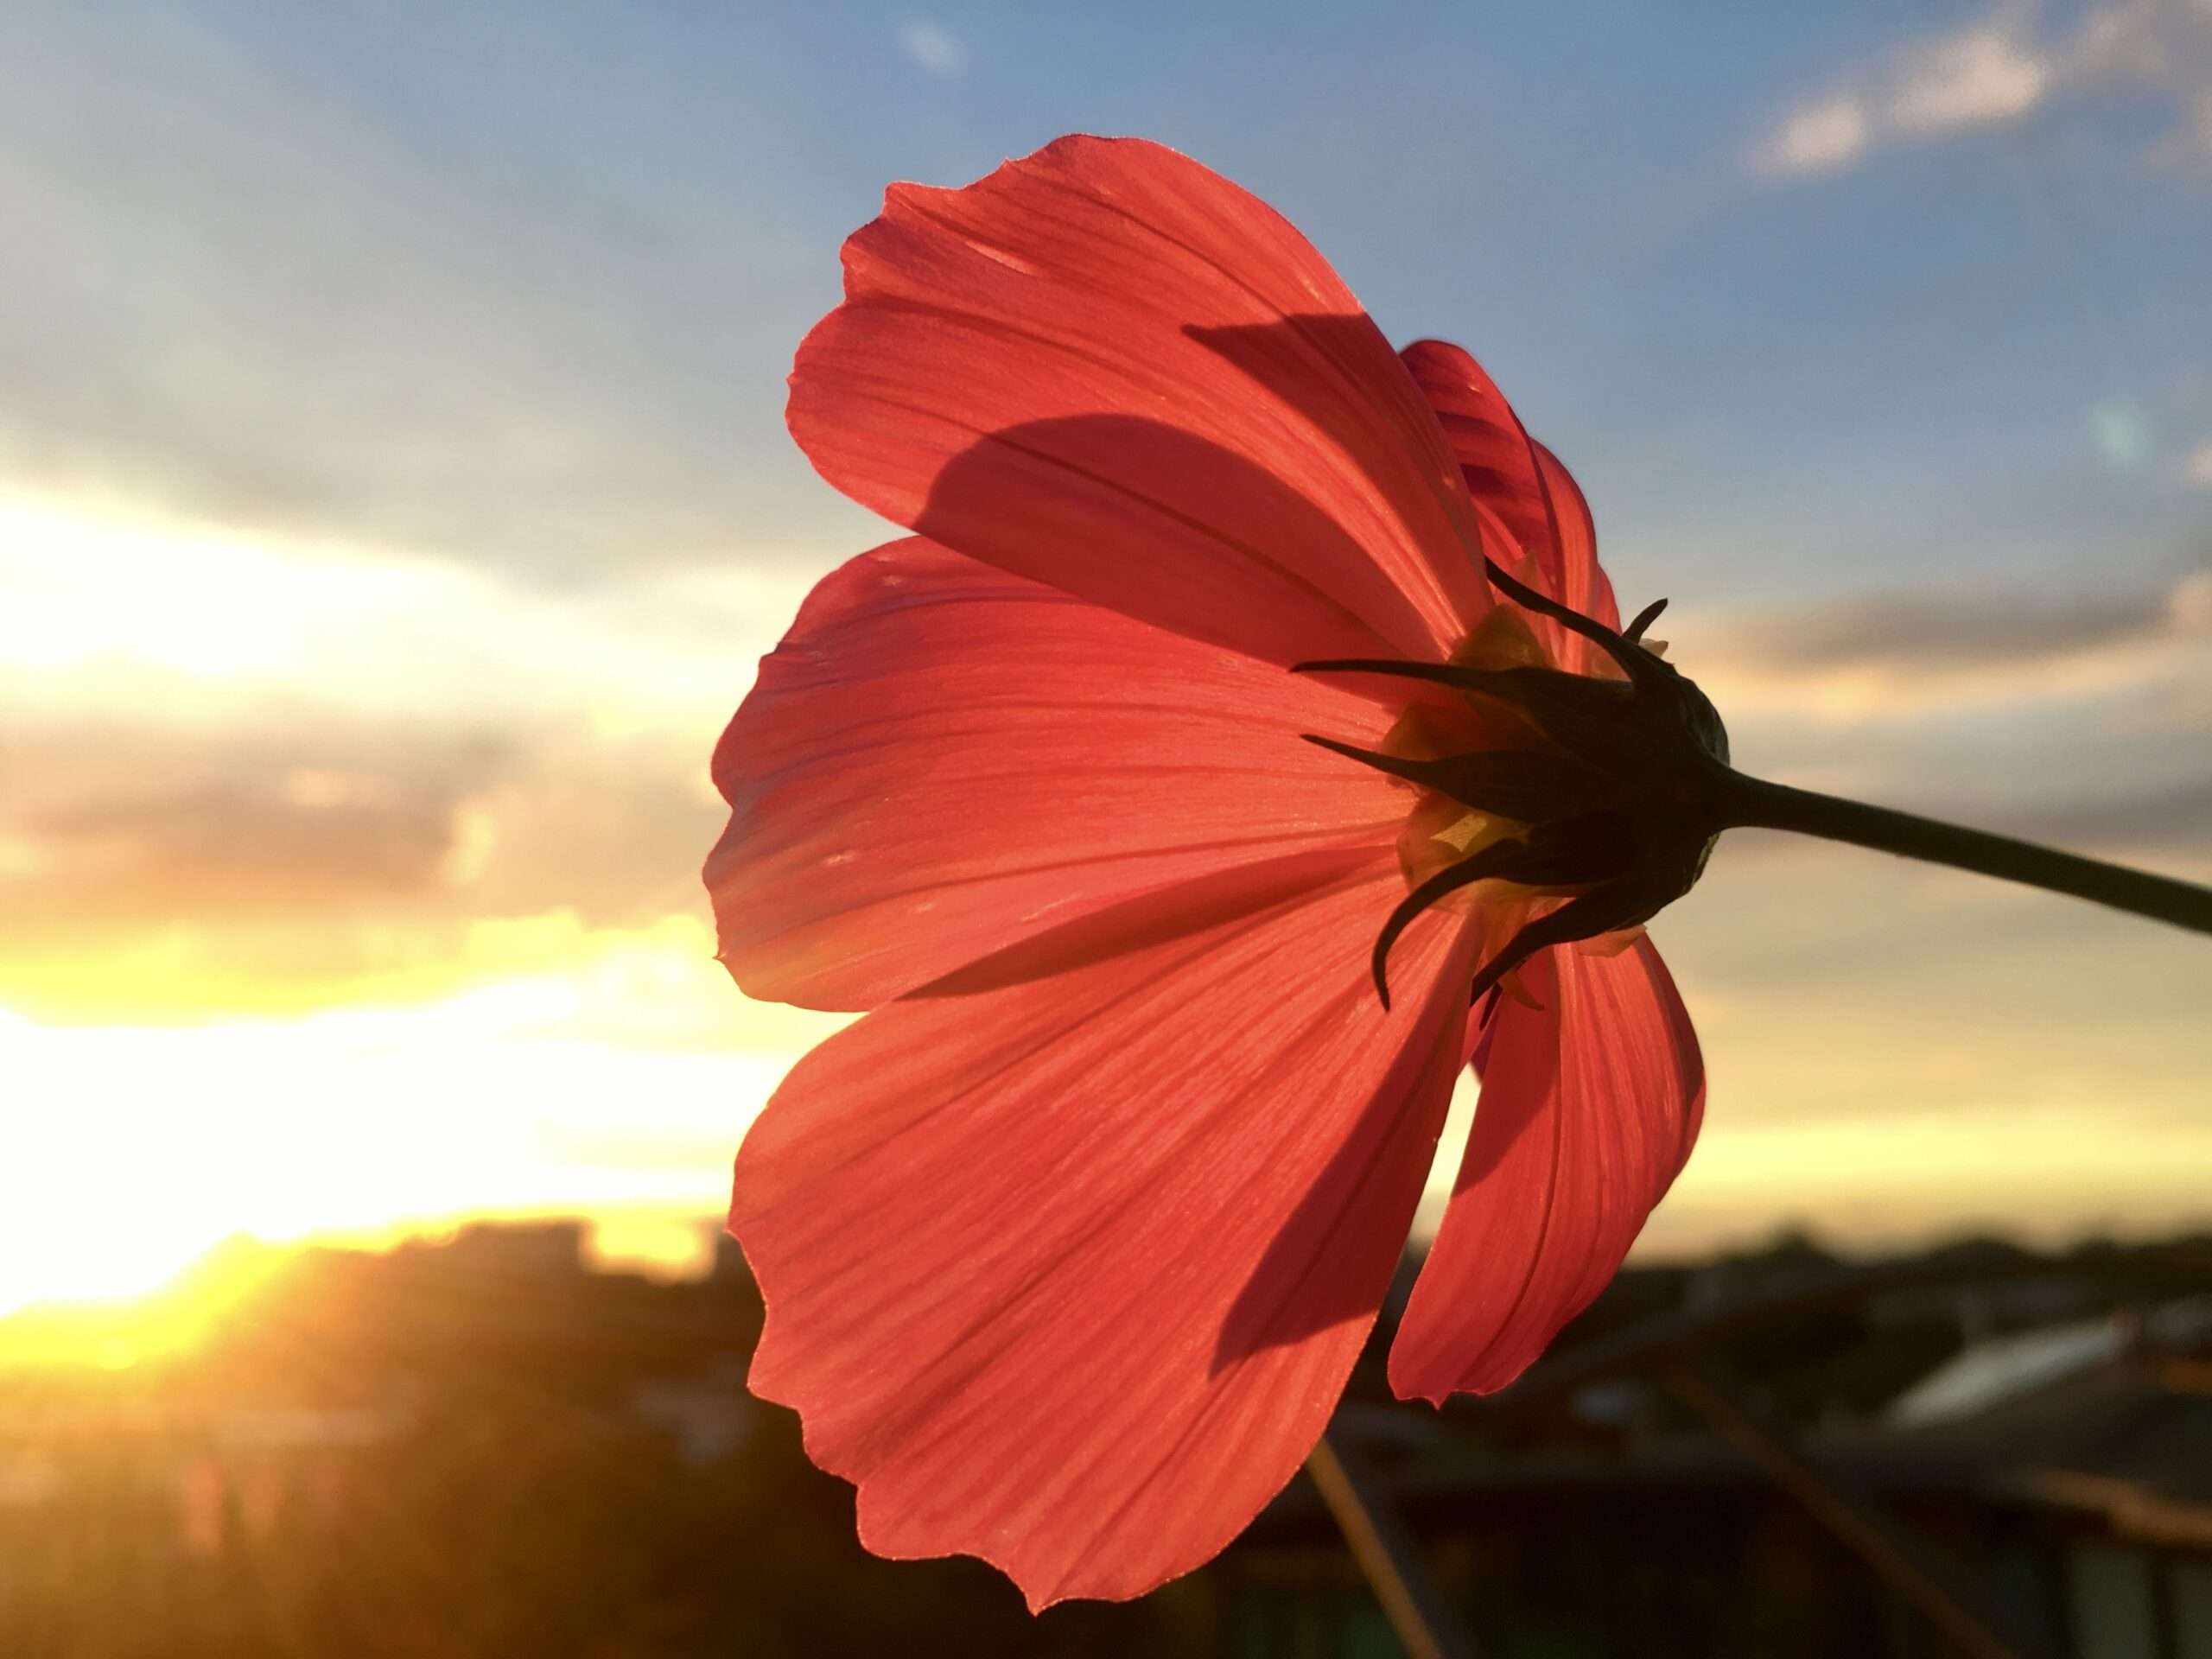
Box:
[1672,569,2212,888]
[1753,12,2052,179]
[2005,772,2212,854]
[899,19,965,77]
[1688,567,2211,709]
[1752,1,2212,179]
[0,721,732,1025]
[1758,95,1872,175]
[0,708,720,960]
[1,724,501,935]
[1672,568,2212,874]
[0,493,813,1018]
[1890,24,2050,132]
[2187,440,2212,486]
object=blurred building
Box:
[1224,1276,2212,1659]
[1,1225,2207,1657]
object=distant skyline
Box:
[3,1,2208,1315]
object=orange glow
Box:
[0,912,849,1322]
[1,909,715,1025]
[0,1209,731,1371]
[0,1236,284,1370]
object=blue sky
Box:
[16,1,2211,592]
[3,1,2208,1303]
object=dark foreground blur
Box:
[3,1223,2207,1659]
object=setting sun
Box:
[0,920,847,1322]
[0,488,844,1323]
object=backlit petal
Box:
[788,135,1491,667]
[732,852,1475,1606]
[1400,339,1620,672]
[1531,438,1621,638]
[1389,934,1703,1402]
[708,538,1408,1009]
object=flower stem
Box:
[1717,771,2212,936]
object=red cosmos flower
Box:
[708,136,1707,1608]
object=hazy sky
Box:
[4,0,2209,1312]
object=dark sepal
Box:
[1365,812,1655,1007]
[1624,597,1669,643]
[1368,837,1530,1010]
[1465,879,1661,1008]
[1300,734,1619,824]
[1294,658,1643,768]
[1482,557,1657,684]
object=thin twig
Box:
[1663,1354,2045,1659]
[1306,1431,1480,1659]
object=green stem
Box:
[1717,771,2212,936]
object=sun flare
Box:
[0,919,849,1326]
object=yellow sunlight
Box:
[0,917,849,1324]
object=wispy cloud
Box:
[1752,0,2212,179]
[0,492,812,1018]
[2002,773,2212,855]
[1684,567,2212,727]
[1759,95,1873,175]
[1888,22,2050,134]
[1752,10,2049,178]
[2186,439,2212,486]
[0,714,715,947]
[899,19,965,78]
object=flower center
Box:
[1382,602,1564,896]
[1294,559,1732,1009]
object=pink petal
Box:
[1531,438,1622,637]
[732,851,1476,1606]
[708,537,1409,1009]
[1389,934,1703,1402]
[1399,339,1621,671]
[788,135,1491,669]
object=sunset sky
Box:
[5,1,2210,1318]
